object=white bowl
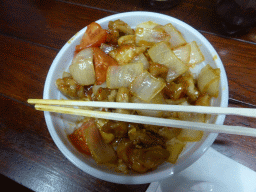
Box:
[43,11,229,184]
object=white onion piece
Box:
[130,71,166,102]
[85,120,117,163]
[131,53,149,70]
[197,64,220,97]
[148,42,188,82]
[177,101,206,123]
[135,21,170,47]
[106,62,143,89]
[177,129,204,142]
[205,78,220,98]
[163,23,186,48]
[188,41,205,65]
[136,21,159,29]
[131,93,165,117]
[173,43,191,63]
[69,48,95,85]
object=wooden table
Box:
[1,0,255,191]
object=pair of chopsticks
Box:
[27,99,256,137]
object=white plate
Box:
[43,11,229,184]
[146,148,256,192]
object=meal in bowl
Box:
[55,19,220,174]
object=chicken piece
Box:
[56,77,84,99]
[101,121,128,138]
[128,128,166,148]
[109,44,147,65]
[107,19,134,44]
[129,146,170,173]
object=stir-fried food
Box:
[56,20,220,173]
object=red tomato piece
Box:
[68,119,95,155]
[92,47,118,85]
[75,22,107,52]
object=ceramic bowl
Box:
[43,11,229,184]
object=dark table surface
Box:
[1,0,256,191]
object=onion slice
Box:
[188,41,205,65]
[148,42,188,82]
[197,64,220,97]
[173,43,191,63]
[131,93,165,117]
[135,21,170,47]
[130,71,166,102]
[106,62,144,89]
[131,53,149,70]
[163,23,186,48]
[69,48,95,85]
[85,119,117,164]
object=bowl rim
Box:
[43,11,229,184]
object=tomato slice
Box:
[92,47,118,85]
[68,119,95,155]
[75,22,107,52]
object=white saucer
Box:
[146,147,256,192]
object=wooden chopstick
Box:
[28,99,256,118]
[33,104,256,137]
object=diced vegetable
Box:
[131,53,149,70]
[69,48,95,85]
[197,64,220,97]
[68,121,91,155]
[173,43,191,63]
[166,138,185,164]
[130,71,166,102]
[177,102,206,123]
[136,21,159,29]
[188,41,205,65]
[165,98,188,105]
[177,129,204,142]
[195,93,211,106]
[148,42,188,82]
[92,47,118,85]
[135,21,170,47]
[131,93,165,117]
[75,22,107,52]
[158,127,181,140]
[163,23,186,48]
[106,62,143,89]
[85,119,117,164]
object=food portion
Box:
[55,19,220,173]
